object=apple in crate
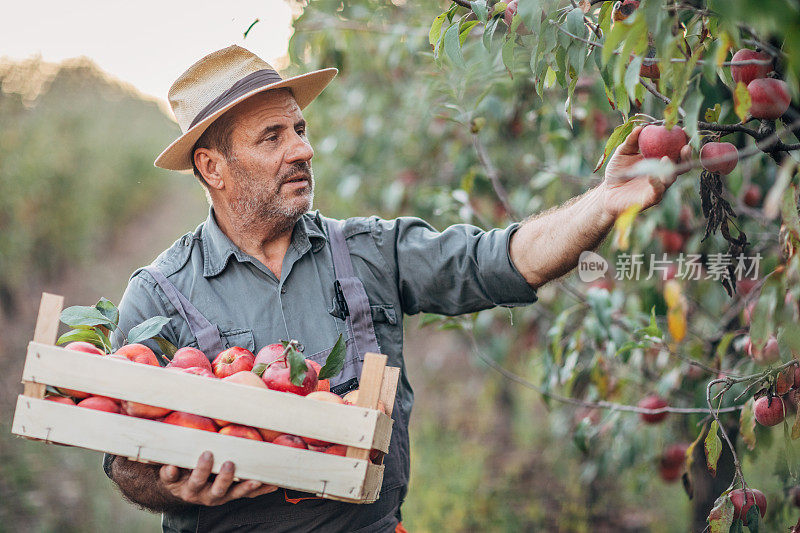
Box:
[59,341,105,399]
[167,347,212,373]
[212,347,255,378]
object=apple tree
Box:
[287,0,800,530]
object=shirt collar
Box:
[202,208,328,278]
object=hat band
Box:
[189,69,283,129]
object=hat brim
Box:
[154,68,338,172]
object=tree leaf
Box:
[287,344,308,386]
[127,316,171,345]
[565,7,586,40]
[459,20,479,46]
[501,33,516,74]
[60,305,115,329]
[705,420,722,476]
[744,505,760,532]
[252,363,267,378]
[594,119,635,172]
[470,0,488,23]
[152,336,178,359]
[318,334,346,380]
[483,16,500,50]
[733,82,751,122]
[95,297,119,329]
[706,493,734,533]
[429,12,448,46]
[56,328,104,348]
[444,22,466,69]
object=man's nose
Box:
[286,133,314,163]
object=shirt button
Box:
[280,286,287,294]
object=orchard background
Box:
[2,0,800,531]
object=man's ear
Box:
[194,148,227,190]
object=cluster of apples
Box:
[751,364,800,427]
[730,49,791,120]
[45,341,376,458]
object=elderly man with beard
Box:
[104,45,690,532]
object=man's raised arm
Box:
[509,125,692,288]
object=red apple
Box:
[258,428,283,442]
[45,395,76,405]
[64,341,105,355]
[747,78,791,120]
[162,412,218,432]
[167,347,212,372]
[218,424,263,441]
[700,142,738,175]
[60,342,107,398]
[754,395,785,426]
[743,185,762,207]
[325,444,347,456]
[639,125,688,163]
[638,395,669,424]
[794,365,800,389]
[730,49,773,85]
[658,463,682,482]
[730,488,767,522]
[121,400,172,419]
[306,360,330,392]
[746,336,780,364]
[212,347,255,378]
[223,370,269,388]
[254,343,286,367]
[272,434,308,449]
[173,366,216,378]
[115,344,160,366]
[342,389,388,414]
[658,229,685,254]
[78,396,120,414]
[262,360,318,396]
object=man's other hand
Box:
[600,125,693,218]
[160,451,278,506]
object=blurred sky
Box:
[0,0,295,102]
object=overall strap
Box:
[143,266,225,359]
[324,218,381,360]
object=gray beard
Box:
[228,166,315,241]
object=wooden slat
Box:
[24,293,64,399]
[379,366,400,417]
[22,343,380,448]
[347,353,387,461]
[11,396,370,500]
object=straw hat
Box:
[155,45,337,171]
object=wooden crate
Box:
[11,293,399,504]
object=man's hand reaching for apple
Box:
[599,125,693,218]
[509,125,693,289]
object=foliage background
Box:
[1,0,799,531]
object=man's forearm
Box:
[109,455,189,513]
[510,185,615,288]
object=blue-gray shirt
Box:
[109,208,537,528]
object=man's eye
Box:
[297,128,306,136]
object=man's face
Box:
[221,90,314,230]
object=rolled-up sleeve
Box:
[370,217,538,316]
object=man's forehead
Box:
[230,89,302,124]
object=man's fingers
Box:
[186,451,214,493]
[247,484,279,498]
[160,464,181,484]
[208,461,236,500]
[227,480,266,501]
[675,144,693,175]
[617,125,643,155]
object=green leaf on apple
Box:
[152,336,178,359]
[318,334,346,380]
[127,316,170,345]
[706,493,733,533]
[594,119,635,172]
[56,328,104,348]
[739,397,757,450]
[95,297,119,329]
[60,305,116,329]
[252,363,267,377]
[744,505,760,532]
[286,344,308,386]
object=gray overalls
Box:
[145,218,405,533]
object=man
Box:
[105,45,690,532]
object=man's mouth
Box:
[284,174,311,184]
